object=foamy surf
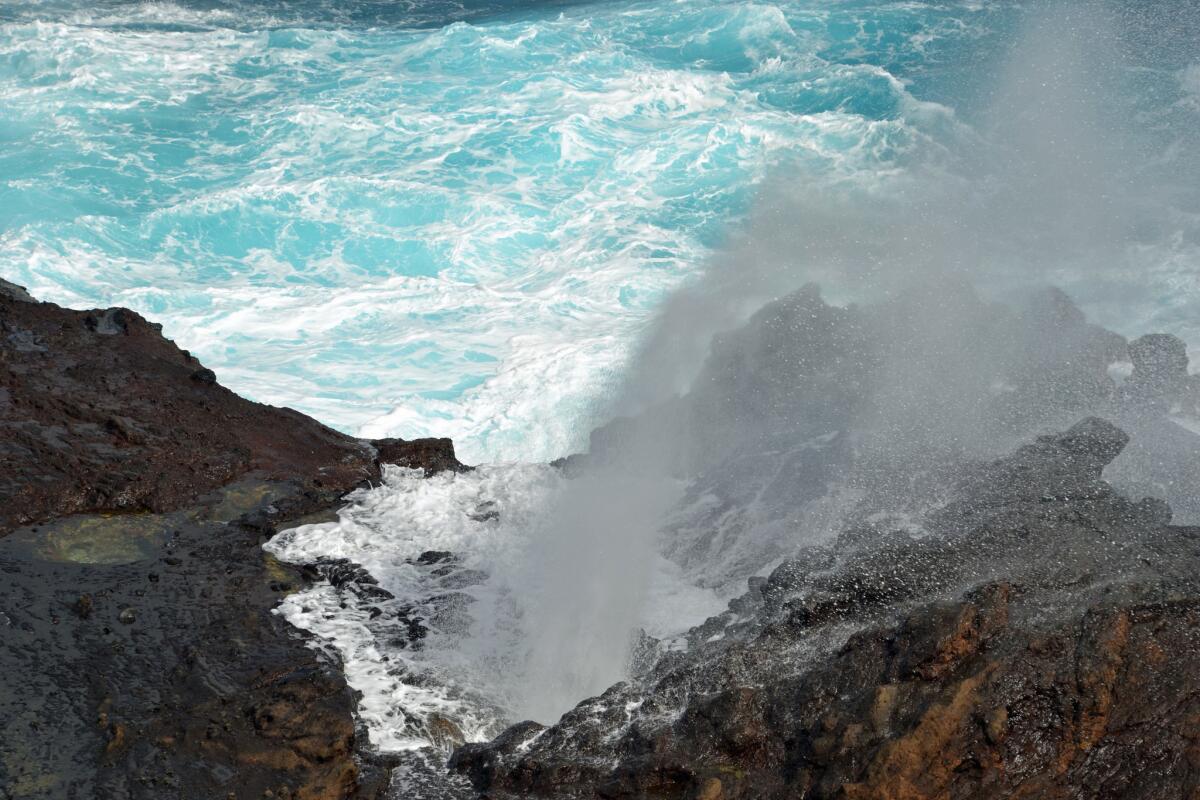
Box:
[265,463,726,751]
[1,0,1030,463]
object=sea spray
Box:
[613,1,1200,421]
[265,460,720,743]
[261,0,1200,770]
[265,463,566,749]
[488,0,1200,719]
[499,466,683,722]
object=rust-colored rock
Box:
[453,416,1200,800]
[457,586,1200,800]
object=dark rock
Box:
[0,490,392,800]
[453,414,1200,800]
[84,308,130,335]
[468,502,499,523]
[0,277,35,302]
[372,436,467,475]
[549,452,589,476]
[320,558,382,590]
[0,291,465,799]
[1126,333,1190,403]
[1056,415,1129,465]
[0,295,372,531]
[0,293,467,534]
[414,551,455,566]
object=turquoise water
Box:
[2,0,1198,461]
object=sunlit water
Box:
[5,0,1170,462]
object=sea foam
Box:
[265,464,726,749]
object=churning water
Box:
[9,0,1197,462]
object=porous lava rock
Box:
[453,377,1200,799]
[0,286,463,531]
[0,286,464,799]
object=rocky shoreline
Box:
[452,418,1200,799]
[0,281,463,799]
[5,277,1200,800]
[447,284,1200,800]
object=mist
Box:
[620,1,1200,411]
[494,0,1200,724]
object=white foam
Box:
[265,463,726,750]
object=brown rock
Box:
[0,292,461,799]
[0,293,464,534]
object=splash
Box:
[488,0,1200,728]
[257,1,1200,757]
[265,463,725,743]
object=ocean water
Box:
[3,3,1199,463]
[4,1,1198,462]
[0,0,1026,462]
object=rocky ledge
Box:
[451,284,1200,800]
[453,417,1200,799]
[6,274,1200,800]
[0,281,464,799]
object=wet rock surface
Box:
[0,289,464,799]
[452,417,1200,799]
[452,286,1200,800]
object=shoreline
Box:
[0,281,461,799]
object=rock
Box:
[458,583,1200,799]
[1,486,390,800]
[696,777,723,800]
[84,308,130,335]
[413,551,455,565]
[191,367,218,385]
[371,437,466,475]
[0,293,469,534]
[0,278,35,302]
[1055,415,1130,464]
[426,714,466,751]
[952,415,1129,502]
[452,413,1200,800]
[1126,333,1190,404]
[0,291,462,799]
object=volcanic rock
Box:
[451,284,1200,800]
[0,291,463,531]
[452,414,1200,799]
[1125,333,1190,405]
[0,291,465,799]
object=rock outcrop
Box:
[0,284,463,531]
[0,286,464,799]
[451,284,1200,800]
[452,416,1200,799]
